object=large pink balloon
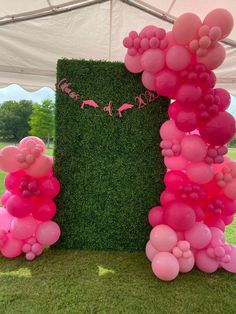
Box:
[168,101,181,120]
[164,155,189,171]
[152,252,179,281]
[148,206,164,227]
[176,84,202,107]
[4,171,23,193]
[203,9,234,39]
[184,222,212,249]
[26,155,52,178]
[124,53,143,73]
[195,250,219,273]
[0,207,14,231]
[186,162,214,184]
[164,170,187,191]
[39,177,60,199]
[6,195,32,218]
[36,221,61,245]
[146,240,158,262]
[0,146,20,173]
[150,224,177,252]
[221,245,236,273]
[32,199,56,221]
[141,71,156,91]
[160,120,185,141]
[141,49,165,74]
[214,88,231,111]
[155,70,179,98]
[175,110,198,132]
[1,235,23,258]
[179,254,195,273]
[11,216,37,240]
[181,135,207,162]
[173,13,202,44]
[197,43,226,70]
[166,45,191,71]
[199,112,236,146]
[223,179,236,200]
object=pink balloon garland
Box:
[123,8,236,281]
[0,136,61,261]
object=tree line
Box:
[0,99,54,144]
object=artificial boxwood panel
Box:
[54,59,169,251]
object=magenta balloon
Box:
[160,190,176,206]
[26,155,52,178]
[1,235,23,258]
[39,177,60,199]
[1,191,12,207]
[33,199,56,221]
[141,49,165,74]
[223,215,234,225]
[197,42,225,70]
[223,178,236,200]
[150,224,177,252]
[176,84,202,107]
[175,110,198,132]
[199,112,236,146]
[173,13,202,44]
[155,70,179,98]
[160,120,185,141]
[4,171,22,193]
[124,53,143,73]
[148,206,164,227]
[0,146,20,173]
[141,71,156,91]
[166,45,191,71]
[6,195,32,218]
[184,222,212,249]
[36,221,61,245]
[19,136,45,153]
[165,201,196,232]
[164,155,189,171]
[152,252,179,281]
[0,207,13,232]
[146,240,158,262]
[168,101,181,120]
[186,162,214,184]
[181,135,208,162]
[179,254,195,273]
[164,170,187,191]
[11,216,37,240]
[203,9,234,39]
[214,88,231,111]
[195,250,219,273]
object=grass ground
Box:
[0,142,236,313]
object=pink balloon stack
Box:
[123,8,236,281]
[0,136,61,260]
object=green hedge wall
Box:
[54,59,169,251]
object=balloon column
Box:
[123,8,236,281]
[0,136,60,260]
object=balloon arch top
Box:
[123,8,236,281]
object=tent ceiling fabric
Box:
[0,0,235,95]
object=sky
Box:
[0,84,235,118]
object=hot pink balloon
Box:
[124,53,143,73]
[160,190,176,206]
[214,88,231,111]
[36,221,61,246]
[141,49,165,74]
[1,191,12,207]
[168,101,181,119]
[165,202,196,232]
[1,235,23,258]
[148,206,164,227]
[176,84,202,107]
[26,155,52,178]
[152,252,179,281]
[160,120,185,141]
[146,240,158,261]
[184,222,212,249]
[0,146,20,173]
[4,171,23,194]
[32,199,56,221]
[11,216,37,240]
[186,162,214,184]
[150,224,177,252]
[39,177,60,199]
[0,207,13,231]
[197,42,225,70]
[166,45,191,71]
[155,70,179,98]
[164,170,187,191]
[199,112,236,146]
[179,254,195,273]
[175,110,198,132]
[223,179,236,200]
[195,250,219,273]
[181,135,208,162]
[6,195,32,218]
[164,155,188,171]
[141,71,156,91]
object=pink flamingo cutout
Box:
[81,100,99,109]
[103,101,113,117]
[117,103,134,118]
[135,94,147,109]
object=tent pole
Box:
[108,0,113,61]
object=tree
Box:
[29,99,54,146]
[0,100,33,141]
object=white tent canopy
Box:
[0,0,235,95]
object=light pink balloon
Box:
[166,45,191,71]
[1,235,23,258]
[181,135,207,162]
[195,250,219,273]
[155,70,179,98]
[186,162,214,184]
[141,49,165,74]
[141,71,156,91]
[160,120,185,141]
[197,42,225,70]
[150,224,177,252]
[148,206,164,227]
[152,252,179,281]
[124,53,143,73]
[0,146,20,173]
[36,221,61,245]
[19,136,45,153]
[146,240,158,261]
[221,245,236,273]
[164,155,188,171]
[176,84,202,107]
[184,222,212,249]
[26,155,52,178]
[209,227,225,243]
[179,254,195,273]
[11,216,37,240]
[203,8,234,39]
[1,191,12,207]
[223,179,236,200]
[0,207,14,232]
[173,13,202,44]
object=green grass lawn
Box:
[0,142,236,313]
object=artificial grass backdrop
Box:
[54,59,169,251]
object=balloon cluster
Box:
[0,137,61,260]
[123,8,236,281]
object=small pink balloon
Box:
[25,155,52,178]
[164,155,189,171]
[0,146,20,173]
[26,252,36,261]
[214,88,231,111]
[195,250,219,273]
[197,42,225,70]
[0,207,14,231]
[150,224,177,252]
[166,45,191,71]
[223,215,234,225]
[39,177,60,199]
[176,84,202,107]
[175,110,198,132]
[6,195,32,218]
[160,120,185,141]
[36,221,61,246]
[160,190,176,206]
[152,252,179,281]
[4,171,23,194]
[209,27,222,41]
[1,235,23,258]
[1,191,12,207]
[168,101,181,119]
[181,135,208,162]
[179,254,195,273]
[124,53,143,73]
[199,36,211,49]
[141,71,156,91]
[223,178,236,200]
[146,240,158,261]
[148,206,164,227]
[173,13,202,44]
[184,222,212,249]
[221,245,236,273]
[155,70,179,98]
[11,216,37,240]
[141,49,165,74]
[186,162,214,184]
